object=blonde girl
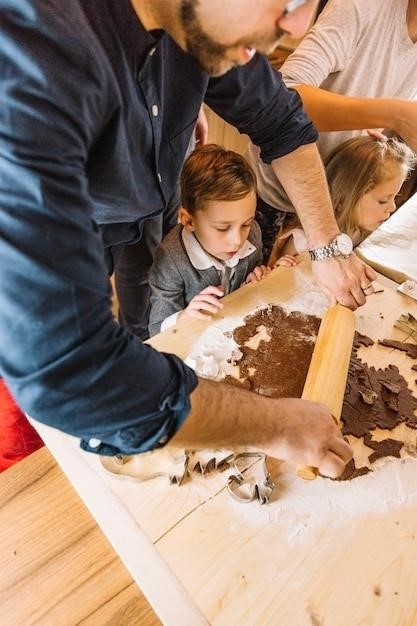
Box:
[270,135,417,267]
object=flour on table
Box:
[184,326,242,380]
[226,456,417,543]
[182,296,417,539]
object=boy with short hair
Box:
[148,144,270,336]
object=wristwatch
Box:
[309,233,353,261]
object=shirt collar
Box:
[181,228,255,270]
[106,0,166,70]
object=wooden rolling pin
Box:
[297,303,356,480]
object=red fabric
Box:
[0,379,44,472]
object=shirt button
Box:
[151,104,159,117]
[88,437,101,449]
[157,173,162,183]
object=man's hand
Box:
[265,398,353,479]
[312,253,377,310]
[176,380,352,480]
[181,285,223,321]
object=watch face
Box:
[336,233,353,256]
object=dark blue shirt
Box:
[0,0,317,455]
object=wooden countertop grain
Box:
[24,263,417,625]
[0,447,160,626]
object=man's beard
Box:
[180,1,233,76]
[179,1,284,77]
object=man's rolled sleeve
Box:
[80,353,198,456]
[205,54,318,164]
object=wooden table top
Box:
[29,264,417,625]
[0,446,160,626]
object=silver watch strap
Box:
[309,243,336,261]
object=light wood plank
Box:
[0,448,160,626]
[30,264,417,625]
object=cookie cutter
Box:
[100,450,189,485]
[101,450,276,504]
[187,451,234,476]
[394,312,417,344]
[397,280,417,303]
[226,452,275,504]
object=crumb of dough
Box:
[363,433,403,463]
[378,339,417,359]
[333,459,371,481]
[342,361,417,437]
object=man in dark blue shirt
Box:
[0,0,358,477]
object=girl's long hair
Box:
[325,135,417,239]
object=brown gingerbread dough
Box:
[224,305,320,399]
[223,305,417,481]
[378,339,417,359]
[342,360,417,437]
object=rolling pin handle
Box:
[297,465,318,480]
[296,303,355,481]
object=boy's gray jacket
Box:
[149,222,263,336]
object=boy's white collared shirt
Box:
[181,227,256,271]
[160,228,256,332]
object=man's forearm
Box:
[271,143,338,248]
[169,378,278,451]
[169,377,353,478]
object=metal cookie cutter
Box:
[394,312,417,343]
[397,280,417,303]
[227,452,275,504]
[100,450,189,485]
[188,451,234,476]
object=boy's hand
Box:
[274,254,299,268]
[182,285,224,320]
[245,265,271,284]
